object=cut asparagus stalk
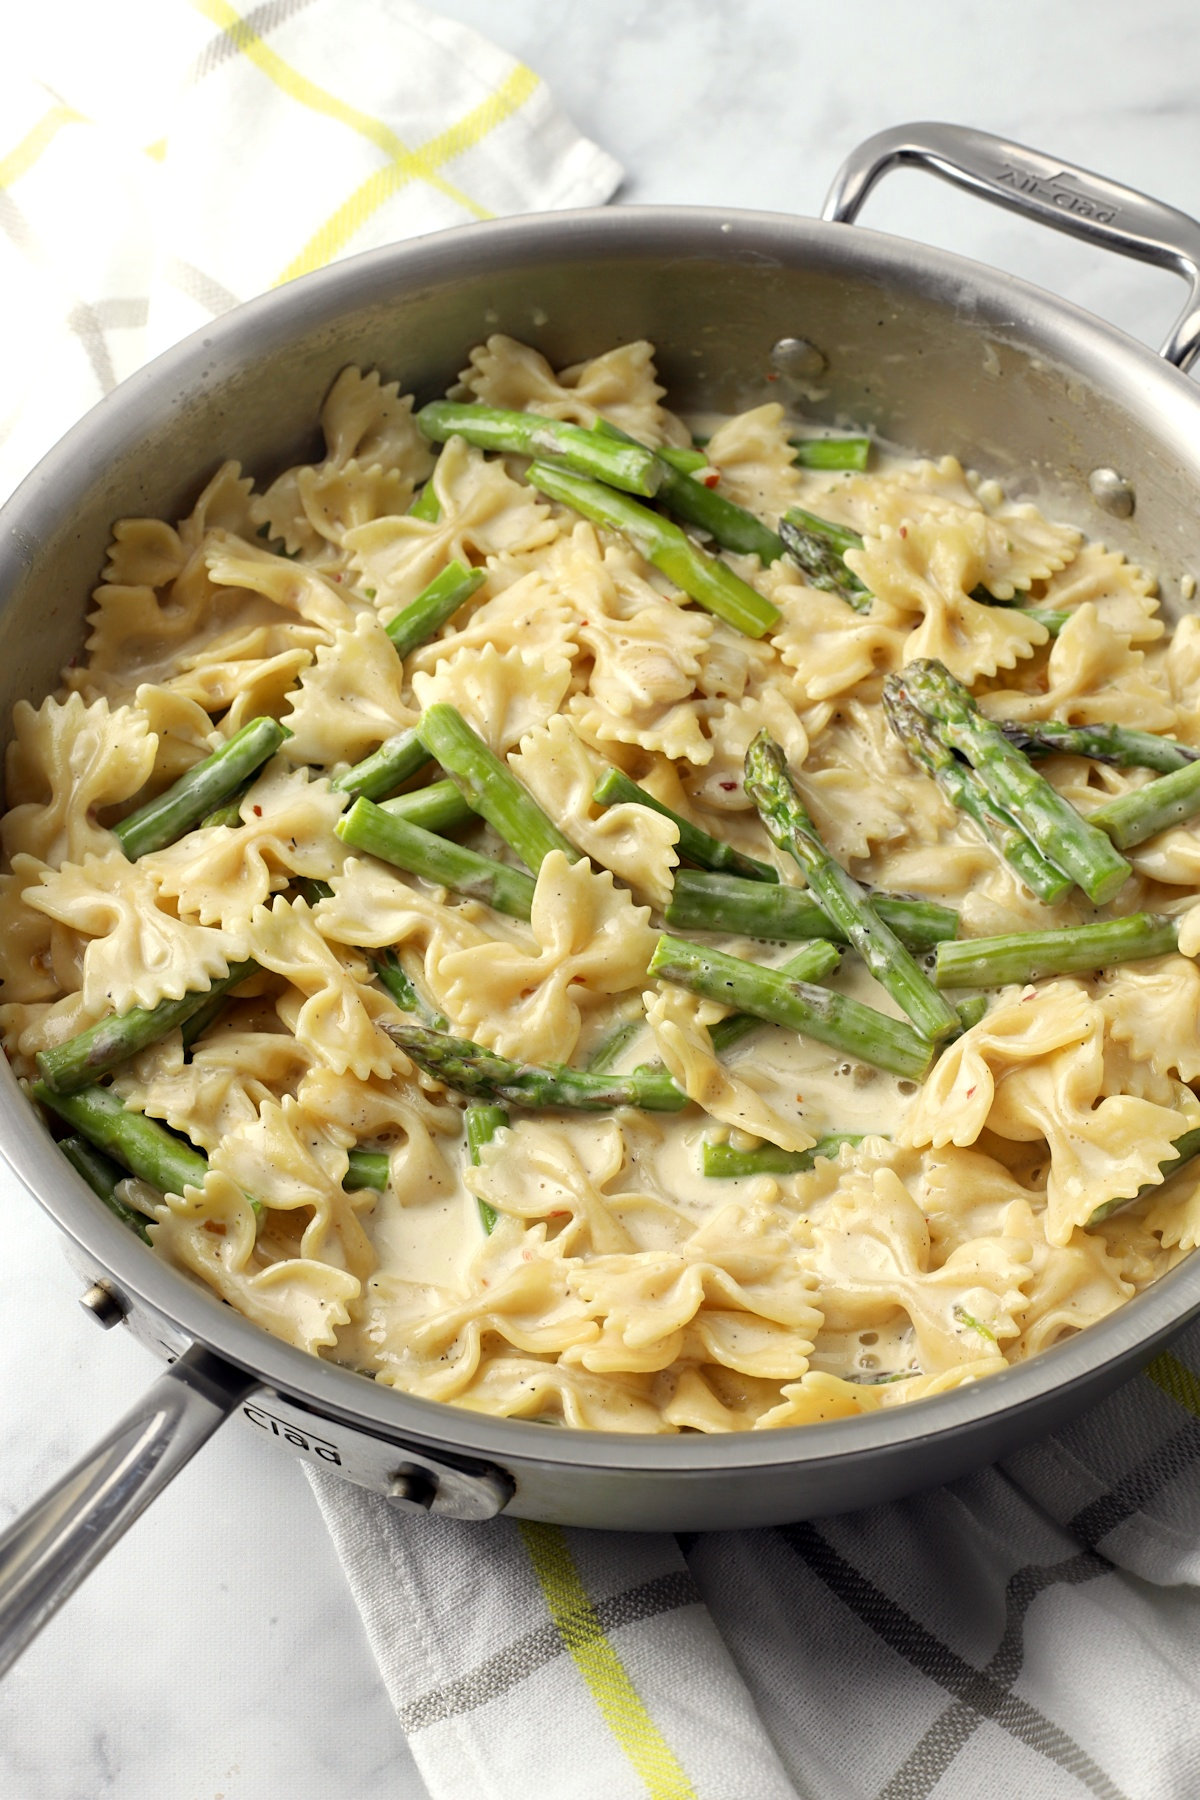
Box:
[666,868,958,951]
[330,730,432,803]
[998,720,1200,774]
[779,508,872,611]
[417,702,578,872]
[883,684,1073,905]
[707,940,842,1054]
[1085,759,1200,850]
[381,779,476,834]
[344,1148,389,1192]
[526,461,781,639]
[409,479,442,521]
[744,732,960,1042]
[701,1133,864,1177]
[384,559,486,660]
[36,959,260,1094]
[417,400,664,497]
[1088,1126,1200,1226]
[890,660,1132,905]
[32,1081,210,1196]
[592,767,778,883]
[384,1022,688,1112]
[337,797,536,919]
[592,419,785,562]
[789,437,871,471]
[954,995,989,1032]
[114,717,287,858]
[60,1133,151,1241]
[465,1102,509,1233]
[585,1017,646,1074]
[935,913,1178,989]
[201,780,254,829]
[648,934,936,1082]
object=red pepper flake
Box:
[719,780,737,791]
[702,471,720,489]
[766,372,779,382]
[548,1209,570,1218]
[252,804,263,817]
[965,1085,977,1099]
[899,525,908,539]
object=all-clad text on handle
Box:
[824,121,1200,372]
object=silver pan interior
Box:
[4,205,1200,1531]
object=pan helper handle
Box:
[824,121,1200,372]
[0,1343,256,1679]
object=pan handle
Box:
[823,121,1200,372]
[0,1343,255,1678]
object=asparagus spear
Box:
[744,732,960,1042]
[666,868,958,952]
[592,767,778,883]
[701,1133,864,1177]
[180,988,237,1050]
[779,508,1065,633]
[336,797,536,919]
[1088,1126,1200,1225]
[585,1017,647,1074]
[384,559,486,660]
[954,995,989,1032]
[466,1103,509,1233]
[789,437,871,471]
[779,508,872,611]
[39,1082,390,1204]
[417,702,578,872]
[883,685,1073,905]
[384,1022,688,1112]
[935,913,1178,989]
[381,779,476,834]
[32,1081,210,1196]
[409,479,442,521]
[113,717,287,858]
[344,1149,389,1192]
[36,959,260,1094]
[60,1133,152,1241]
[1085,759,1200,850]
[891,661,1132,905]
[647,934,936,1082]
[998,720,1200,775]
[707,940,842,1054]
[526,461,781,639]
[330,730,432,803]
[591,420,785,563]
[416,400,664,497]
[201,781,254,829]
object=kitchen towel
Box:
[309,1324,1200,1800]
[9,6,1200,1800]
[0,0,622,507]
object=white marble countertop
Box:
[3,3,1199,1796]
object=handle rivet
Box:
[387,1466,437,1511]
[79,1281,126,1329]
[770,336,828,381]
[1088,467,1135,518]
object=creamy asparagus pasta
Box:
[7,333,1200,1434]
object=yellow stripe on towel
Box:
[518,1521,698,1800]
[1144,1349,1200,1418]
[275,63,539,283]
[0,104,84,191]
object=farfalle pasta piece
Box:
[979,603,1177,730]
[459,335,687,447]
[151,1169,360,1354]
[144,765,349,929]
[1035,541,1161,643]
[646,984,815,1153]
[404,567,577,678]
[246,896,399,1081]
[902,982,1200,1244]
[508,715,679,908]
[1099,956,1200,1084]
[797,1165,1032,1373]
[113,1024,311,1152]
[770,576,909,704]
[430,853,658,1065]
[282,611,416,768]
[851,514,1050,682]
[25,853,248,1012]
[205,530,360,638]
[3,693,158,870]
[703,403,809,522]
[102,515,187,589]
[346,436,557,613]
[411,642,572,754]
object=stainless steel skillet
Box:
[3,122,1200,1677]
